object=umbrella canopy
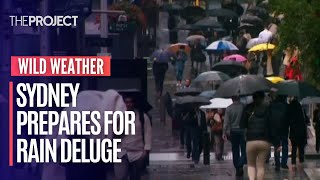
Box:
[241,15,263,26]
[199,90,216,99]
[117,89,153,112]
[200,98,233,109]
[248,43,275,52]
[206,40,239,51]
[266,76,284,84]
[207,8,239,17]
[247,7,268,19]
[150,49,176,63]
[186,35,205,42]
[175,95,211,106]
[168,43,191,54]
[211,61,248,78]
[193,17,223,28]
[180,6,206,21]
[275,80,320,99]
[223,54,247,62]
[194,71,230,83]
[215,75,273,98]
[246,38,264,49]
[175,87,201,96]
[238,23,255,29]
[300,97,320,105]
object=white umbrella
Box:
[206,40,238,51]
[200,98,233,110]
[246,38,264,49]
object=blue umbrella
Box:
[150,49,176,63]
[206,40,239,51]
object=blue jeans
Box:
[230,130,247,169]
[275,136,289,167]
[175,61,185,81]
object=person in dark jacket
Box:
[190,40,206,76]
[240,91,280,180]
[313,104,320,153]
[269,95,290,171]
[288,97,308,169]
[153,60,169,98]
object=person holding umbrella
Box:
[209,108,225,161]
[313,104,320,153]
[287,97,308,169]
[240,91,280,180]
[223,96,247,177]
[151,48,175,99]
[268,94,290,171]
[174,45,188,86]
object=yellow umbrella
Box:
[248,43,275,52]
[266,76,284,84]
[168,43,191,54]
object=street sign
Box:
[108,22,136,33]
[86,37,113,47]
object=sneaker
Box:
[281,165,289,169]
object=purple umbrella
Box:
[150,49,176,63]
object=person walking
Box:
[313,104,320,153]
[269,95,290,171]
[209,109,224,161]
[190,40,206,76]
[223,96,246,176]
[175,46,188,86]
[240,91,280,180]
[185,108,202,163]
[114,94,152,180]
[152,53,169,98]
[287,97,308,169]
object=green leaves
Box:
[269,0,320,83]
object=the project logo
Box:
[9,16,78,27]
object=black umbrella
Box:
[199,90,216,99]
[238,23,255,29]
[241,15,263,26]
[275,80,320,99]
[211,61,248,78]
[214,75,273,98]
[207,8,239,18]
[222,2,244,16]
[175,95,211,106]
[180,6,206,23]
[117,89,153,112]
[175,87,201,96]
[194,17,224,28]
[194,71,230,83]
[247,7,267,15]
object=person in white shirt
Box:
[114,95,152,180]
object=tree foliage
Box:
[269,0,320,83]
